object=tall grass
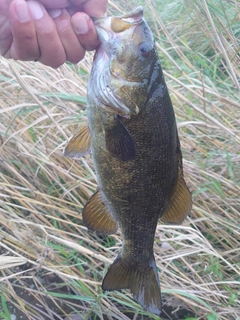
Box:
[0,0,239,319]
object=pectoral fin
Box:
[83,189,118,235]
[64,123,91,158]
[105,115,135,161]
[161,169,192,224]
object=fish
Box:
[64,6,192,316]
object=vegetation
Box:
[0,0,239,319]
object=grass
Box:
[0,0,240,319]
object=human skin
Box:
[0,0,107,68]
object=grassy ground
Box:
[0,0,239,319]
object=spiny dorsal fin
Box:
[105,114,135,161]
[83,189,118,235]
[64,123,91,158]
[102,255,162,315]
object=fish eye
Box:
[138,42,151,58]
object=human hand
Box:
[0,0,107,68]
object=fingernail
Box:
[28,1,44,20]
[48,9,62,19]
[15,0,30,22]
[72,15,89,35]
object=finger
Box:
[71,12,100,51]
[7,0,39,60]
[69,0,107,17]
[27,1,67,68]
[81,0,107,18]
[36,0,70,9]
[48,9,85,64]
[0,0,12,57]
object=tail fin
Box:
[102,255,162,315]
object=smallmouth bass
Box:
[64,6,192,316]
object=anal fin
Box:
[83,189,118,235]
[104,114,135,161]
[64,123,91,158]
[102,256,162,315]
[161,169,192,224]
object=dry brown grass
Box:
[0,0,240,319]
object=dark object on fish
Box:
[64,6,192,316]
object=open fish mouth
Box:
[91,8,146,116]
[94,6,143,32]
[94,6,144,50]
[90,5,157,115]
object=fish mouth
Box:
[92,7,145,116]
[94,6,143,46]
[93,6,143,26]
[93,6,145,83]
[94,6,145,84]
[117,6,143,20]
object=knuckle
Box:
[38,24,56,40]
[16,52,38,61]
[21,32,36,42]
[41,52,66,68]
[80,37,98,51]
[67,51,85,64]
[58,24,72,38]
[52,58,65,68]
[13,44,39,61]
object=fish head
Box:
[95,7,154,82]
[92,7,161,116]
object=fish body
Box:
[64,7,191,316]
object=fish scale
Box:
[64,6,192,316]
